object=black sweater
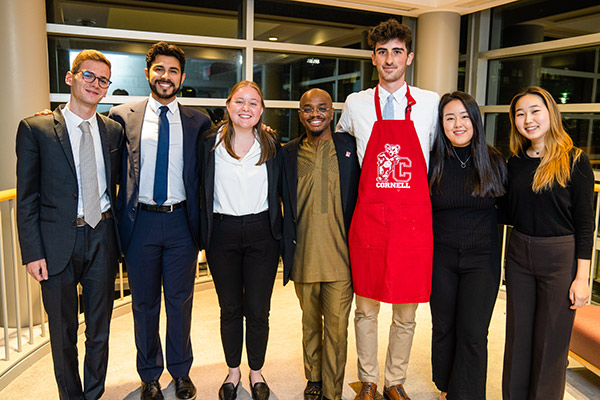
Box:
[506,150,595,259]
[430,146,500,250]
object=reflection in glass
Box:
[46,0,241,38]
[49,37,242,99]
[254,0,397,48]
[490,0,600,50]
[254,52,375,103]
[487,47,600,105]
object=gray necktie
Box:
[383,94,395,120]
[79,121,101,228]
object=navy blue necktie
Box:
[153,106,169,206]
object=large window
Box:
[487,47,600,106]
[46,0,242,38]
[48,36,242,98]
[254,0,396,48]
[46,0,388,145]
[489,0,600,49]
[254,52,375,102]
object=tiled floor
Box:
[2,277,599,399]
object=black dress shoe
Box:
[250,374,270,400]
[173,376,196,400]
[141,380,164,400]
[304,380,322,400]
[218,376,239,400]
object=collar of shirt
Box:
[378,82,407,106]
[216,126,262,164]
[147,95,179,118]
[62,103,98,132]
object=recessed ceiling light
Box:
[268,36,278,41]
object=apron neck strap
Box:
[405,84,416,120]
[374,84,417,121]
[374,85,383,121]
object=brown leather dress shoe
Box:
[383,384,411,400]
[355,382,377,400]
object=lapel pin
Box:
[346,151,351,158]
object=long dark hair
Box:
[429,91,507,198]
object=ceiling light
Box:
[268,36,278,41]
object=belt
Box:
[213,210,269,222]
[76,210,111,227]
[140,201,185,213]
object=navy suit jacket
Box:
[16,106,123,274]
[280,132,360,285]
[109,100,211,253]
[199,130,283,251]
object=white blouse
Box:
[213,133,269,216]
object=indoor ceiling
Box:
[293,0,519,17]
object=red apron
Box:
[349,85,433,304]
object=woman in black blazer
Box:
[199,80,282,400]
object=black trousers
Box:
[502,230,577,400]
[207,211,279,370]
[430,244,500,400]
[41,218,118,400]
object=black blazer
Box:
[280,132,360,285]
[109,100,211,253]
[16,106,123,274]
[199,129,283,250]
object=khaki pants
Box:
[294,280,354,400]
[354,295,418,388]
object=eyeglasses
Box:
[76,70,112,89]
[301,106,331,115]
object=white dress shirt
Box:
[336,83,440,168]
[138,96,186,206]
[213,129,269,216]
[62,105,110,216]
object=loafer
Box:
[173,376,196,399]
[355,382,377,400]
[250,374,270,400]
[218,376,239,400]
[141,380,164,400]
[304,380,322,400]
[384,384,411,400]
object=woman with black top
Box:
[199,80,282,400]
[428,91,507,400]
[502,86,593,400]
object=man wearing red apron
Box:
[336,19,439,400]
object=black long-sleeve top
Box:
[506,150,595,259]
[430,146,500,250]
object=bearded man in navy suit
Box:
[109,42,211,400]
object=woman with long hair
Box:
[503,86,593,399]
[428,91,507,400]
[199,80,282,400]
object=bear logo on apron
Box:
[376,144,412,189]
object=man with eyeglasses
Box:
[16,50,123,399]
[280,88,360,400]
[109,41,210,400]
